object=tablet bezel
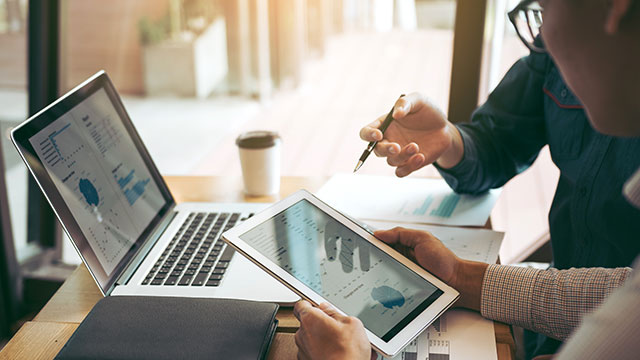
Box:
[222,189,459,357]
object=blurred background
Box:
[0,0,557,342]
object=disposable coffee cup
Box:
[236,131,281,196]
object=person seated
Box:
[294,0,640,358]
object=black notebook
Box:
[55,296,279,360]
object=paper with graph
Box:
[317,174,500,227]
[383,309,497,360]
[363,221,503,264]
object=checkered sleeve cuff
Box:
[480,264,539,332]
[481,264,632,341]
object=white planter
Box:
[142,18,228,98]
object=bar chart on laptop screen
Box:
[29,88,165,274]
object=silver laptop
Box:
[11,71,298,304]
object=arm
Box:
[555,266,640,359]
[375,228,631,340]
[360,52,551,194]
[435,52,551,194]
[480,264,631,341]
[293,228,631,359]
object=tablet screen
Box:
[239,199,443,341]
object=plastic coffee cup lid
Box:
[236,131,281,149]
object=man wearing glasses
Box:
[293,0,640,359]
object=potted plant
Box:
[139,0,228,98]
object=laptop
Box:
[11,71,299,304]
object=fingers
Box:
[293,300,314,321]
[294,300,330,327]
[360,121,402,157]
[359,93,422,142]
[294,301,327,360]
[295,300,344,325]
[372,140,400,157]
[374,227,434,249]
[295,301,350,327]
[385,143,417,165]
[382,143,426,177]
[360,115,386,142]
[392,92,425,119]
[318,302,348,322]
[395,153,426,177]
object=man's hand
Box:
[294,301,373,360]
[359,93,464,177]
[375,227,489,311]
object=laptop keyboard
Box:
[141,211,250,287]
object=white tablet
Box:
[222,190,459,357]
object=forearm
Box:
[434,56,549,195]
[479,264,631,340]
[435,119,543,195]
[556,266,640,359]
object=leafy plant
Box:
[138,15,170,46]
[138,0,221,45]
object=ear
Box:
[605,0,633,34]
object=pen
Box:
[353,94,405,173]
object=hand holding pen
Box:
[353,94,405,172]
[355,93,463,177]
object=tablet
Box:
[222,190,459,357]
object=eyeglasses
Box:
[508,0,545,53]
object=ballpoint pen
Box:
[353,94,405,173]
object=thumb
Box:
[392,92,425,119]
[318,302,348,322]
[374,227,426,249]
[294,300,341,328]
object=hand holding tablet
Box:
[223,190,459,357]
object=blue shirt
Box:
[436,50,640,270]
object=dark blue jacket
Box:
[436,50,640,269]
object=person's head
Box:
[531,0,640,136]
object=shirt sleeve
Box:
[435,51,550,195]
[480,264,631,340]
[555,267,640,359]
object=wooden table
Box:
[0,176,515,359]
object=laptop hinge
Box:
[112,209,178,289]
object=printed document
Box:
[364,221,503,264]
[383,309,498,360]
[317,174,500,227]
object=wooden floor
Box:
[194,30,453,178]
[193,30,558,264]
[0,28,558,265]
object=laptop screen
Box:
[12,72,174,294]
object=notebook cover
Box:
[55,296,279,360]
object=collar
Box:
[623,167,640,209]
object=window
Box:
[59,0,458,178]
[0,0,29,261]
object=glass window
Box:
[480,0,529,101]
[0,0,30,261]
[60,0,457,178]
[481,0,558,264]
